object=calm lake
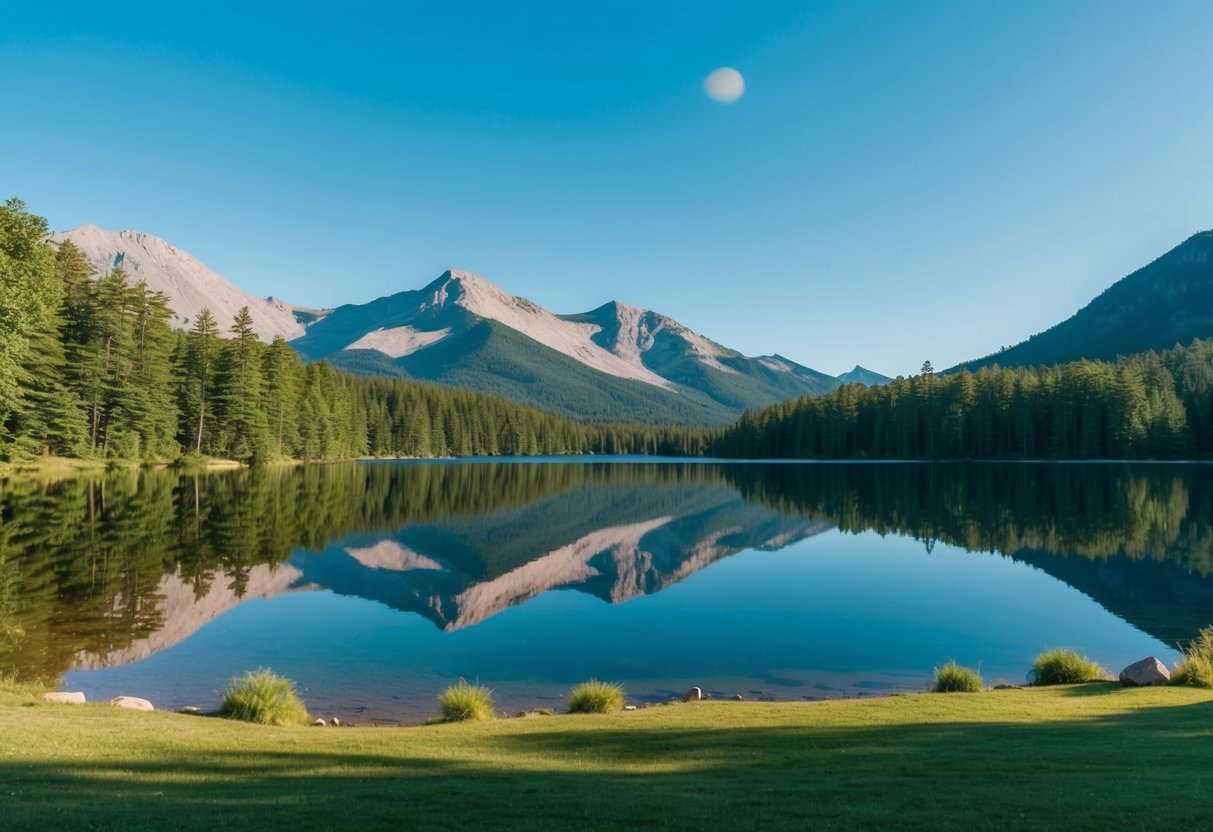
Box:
[2,459,1210,722]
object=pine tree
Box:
[73,268,138,455]
[0,198,61,447]
[214,307,270,462]
[262,336,302,458]
[124,282,178,458]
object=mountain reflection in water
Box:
[2,460,1211,714]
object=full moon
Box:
[704,67,745,103]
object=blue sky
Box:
[4,1,1213,375]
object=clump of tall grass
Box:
[437,680,495,722]
[218,669,310,726]
[1171,627,1213,688]
[1027,649,1107,686]
[932,661,983,693]
[568,680,627,713]
[0,671,47,705]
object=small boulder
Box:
[179,706,202,714]
[1119,657,1171,687]
[313,718,328,727]
[732,694,744,701]
[110,696,154,711]
[683,687,702,703]
[331,717,341,727]
[624,705,637,711]
[43,691,86,705]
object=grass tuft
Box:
[1171,627,1213,688]
[437,680,495,722]
[217,669,310,726]
[568,679,627,713]
[933,661,983,693]
[1027,648,1107,686]
[0,672,48,707]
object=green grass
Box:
[437,680,495,722]
[216,669,310,726]
[1027,648,1108,686]
[932,661,983,693]
[568,680,627,713]
[1172,626,1213,688]
[5,681,1213,830]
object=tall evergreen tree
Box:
[214,307,269,462]
[0,198,61,444]
[262,336,302,457]
[124,282,178,458]
[177,309,220,454]
[3,238,91,457]
[78,268,139,455]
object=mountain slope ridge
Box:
[52,225,307,341]
[954,230,1213,372]
[293,268,852,424]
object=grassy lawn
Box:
[4,682,1213,830]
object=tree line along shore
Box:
[7,196,1213,466]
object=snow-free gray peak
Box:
[52,225,305,341]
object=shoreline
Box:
[5,454,1213,481]
[53,673,940,727]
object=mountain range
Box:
[55,222,1213,424]
[290,269,885,423]
[54,225,890,425]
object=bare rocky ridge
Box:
[52,225,307,341]
[410,270,676,387]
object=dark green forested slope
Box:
[717,342,1213,459]
[956,230,1213,372]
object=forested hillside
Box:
[0,199,709,463]
[718,345,1213,459]
[955,230,1213,372]
[10,193,1213,465]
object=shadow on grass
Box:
[5,700,1213,831]
[1035,682,1125,697]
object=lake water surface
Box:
[3,459,1210,722]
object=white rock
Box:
[110,696,154,711]
[313,718,328,727]
[683,687,702,703]
[43,691,86,704]
[179,706,202,714]
[1119,657,1171,687]
[624,705,638,711]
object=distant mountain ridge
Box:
[51,224,890,424]
[955,230,1213,372]
[292,268,872,424]
[837,365,893,386]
